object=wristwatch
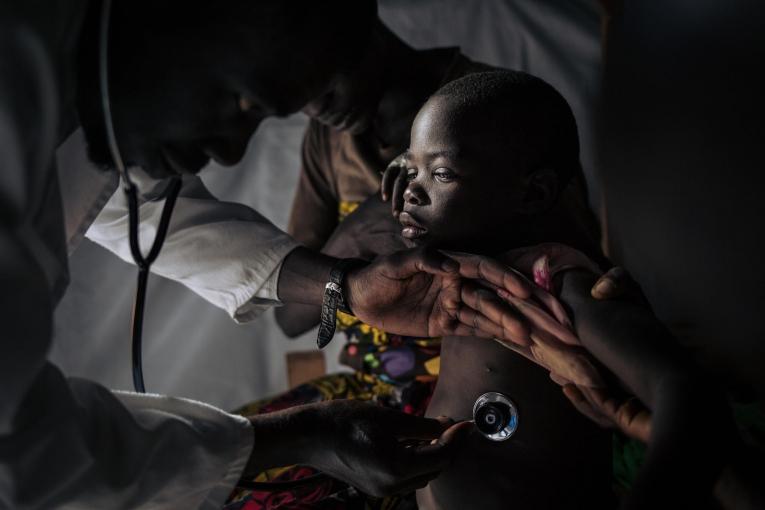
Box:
[317,258,366,349]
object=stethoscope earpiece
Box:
[472,392,519,441]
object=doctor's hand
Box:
[310,401,472,496]
[346,247,533,345]
[246,400,473,497]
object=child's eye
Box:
[433,167,456,182]
[406,169,418,182]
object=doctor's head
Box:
[76,0,377,177]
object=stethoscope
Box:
[98,0,182,395]
[98,0,325,492]
[472,392,519,441]
[98,1,518,494]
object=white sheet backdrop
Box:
[52,0,603,411]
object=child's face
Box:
[399,96,527,252]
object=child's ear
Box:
[519,167,559,215]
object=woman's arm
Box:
[286,122,341,252]
[559,269,737,509]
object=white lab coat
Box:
[84,164,298,324]
[0,5,298,508]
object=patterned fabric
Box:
[337,201,361,221]
[225,466,351,510]
[336,311,441,388]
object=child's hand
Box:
[380,153,407,218]
[323,194,404,260]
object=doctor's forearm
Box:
[276,246,339,306]
[244,404,320,476]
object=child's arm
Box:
[559,269,737,509]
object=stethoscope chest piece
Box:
[473,392,519,441]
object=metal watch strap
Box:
[317,258,365,349]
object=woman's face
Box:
[399,96,526,252]
[300,41,387,135]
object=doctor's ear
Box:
[518,167,560,215]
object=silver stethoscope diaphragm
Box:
[472,392,519,441]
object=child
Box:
[400,71,735,509]
[397,70,614,509]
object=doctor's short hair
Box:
[433,70,581,185]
